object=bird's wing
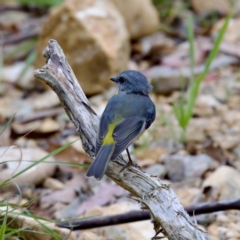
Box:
[95,114,109,155]
[111,117,146,160]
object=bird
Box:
[86,70,156,180]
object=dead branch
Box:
[57,199,240,230]
[34,39,211,240]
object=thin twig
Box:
[57,199,240,230]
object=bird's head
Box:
[110,70,152,96]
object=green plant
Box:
[173,14,231,141]
[17,0,63,7]
[0,117,88,239]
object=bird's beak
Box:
[110,77,117,82]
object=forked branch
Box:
[34,39,211,240]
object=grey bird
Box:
[86,70,156,180]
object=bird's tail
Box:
[86,144,115,180]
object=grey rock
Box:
[144,164,167,178]
[202,166,240,200]
[164,154,217,182]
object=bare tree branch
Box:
[57,199,240,230]
[34,39,211,240]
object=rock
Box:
[185,118,208,143]
[190,0,240,15]
[36,0,130,95]
[213,133,240,150]
[228,95,240,110]
[135,148,166,162]
[2,62,34,89]
[83,202,155,240]
[0,206,76,240]
[110,0,159,39]
[164,154,217,182]
[43,178,65,190]
[36,118,62,133]
[150,72,187,95]
[65,136,86,154]
[31,91,60,110]
[194,95,220,117]
[223,110,240,127]
[205,117,221,135]
[208,212,240,240]
[185,117,221,142]
[216,213,229,224]
[0,147,56,191]
[203,166,240,200]
[195,213,217,227]
[132,32,175,57]
[0,82,6,96]
[64,136,91,162]
[212,18,240,45]
[0,91,33,122]
[11,121,41,135]
[12,118,61,135]
[0,10,29,31]
[144,164,167,178]
[79,232,108,240]
[173,185,199,206]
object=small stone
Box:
[216,213,229,224]
[2,62,34,89]
[208,223,219,238]
[191,0,240,15]
[164,153,217,182]
[110,0,159,39]
[228,95,240,110]
[144,164,167,178]
[205,117,221,134]
[217,226,228,239]
[36,118,61,133]
[213,134,240,150]
[223,110,240,127]
[194,95,220,117]
[195,213,217,227]
[135,148,166,162]
[185,118,208,143]
[202,166,240,200]
[0,147,56,191]
[43,178,65,190]
[174,186,199,206]
[84,202,155,240]
[79,232,108,240]
[212,18,240,45]
[32,91,60,110]
[12,118,61,135]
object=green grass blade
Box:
[185,13,231,120]
[17,50,37,81]
[187,14,195,81]
[0,114,16,136]
[3,39,37,62]
[0,139,78,187]
[18,0,63,6]
[0,160,89,168]
[23,210,61,240]
[0,205,8,240]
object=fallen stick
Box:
[34,39,211,240]
[57,199,240,230]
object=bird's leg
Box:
[120,148,134,173]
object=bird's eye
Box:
[119,76,126,83]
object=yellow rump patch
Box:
[102,121,117,145]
